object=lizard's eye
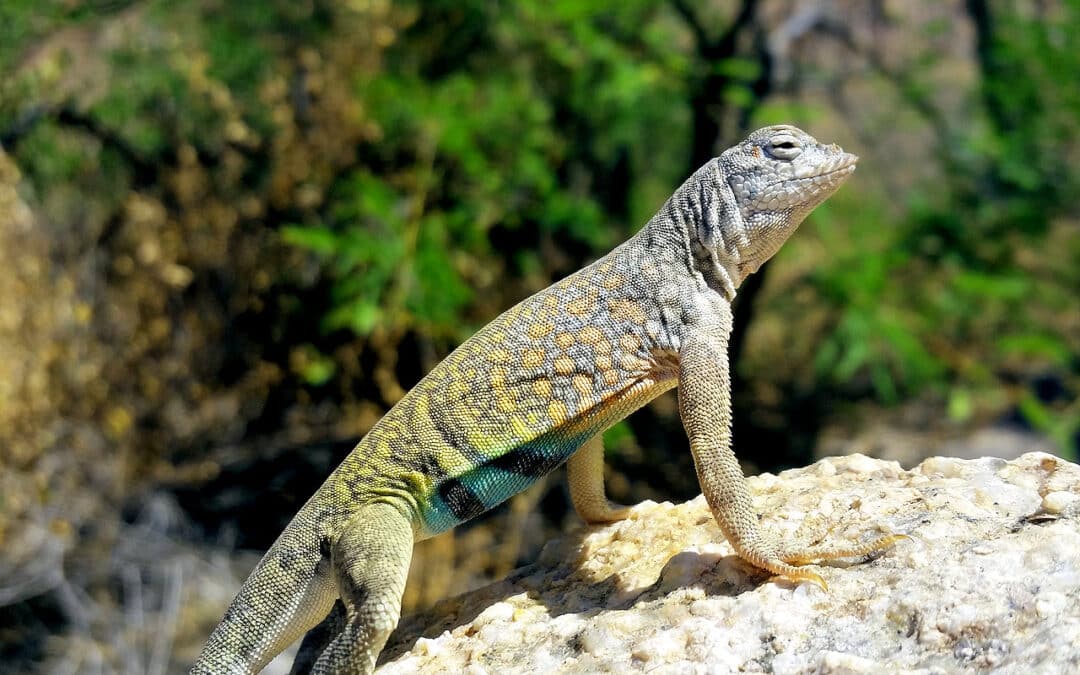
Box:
[766,135,802,160]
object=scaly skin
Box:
[192,125,902,674]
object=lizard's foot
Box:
[733,543,830,591]
[579,501,633,525]
[737,532,909,592]
[780,532,910,566]
[759,560,829,591]
[567,436,633,524]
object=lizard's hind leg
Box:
[567,435,632,524]
[289,600,345,675]
[311,502,413,675]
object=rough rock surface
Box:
[378,453,1080,674]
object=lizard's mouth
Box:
[729,152,858,212]
[793,152,859,179]
[797,162,856,183]
[784,156,858,189]
[739,155,858,212]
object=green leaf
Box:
[296,346,337,387]
[602,421,635,456]
[947,388,974,422]
[281,226,340,254]
[721,84,754,108]
[995,333,1072,366]
[714,58,762,82]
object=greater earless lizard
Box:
[192,125,903,674]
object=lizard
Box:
[192,125,905,674]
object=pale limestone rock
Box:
[380,453,1080,674]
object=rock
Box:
[379,453,1080,674]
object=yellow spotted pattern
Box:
[325,248,680,538]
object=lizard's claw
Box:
[774,568,828,592]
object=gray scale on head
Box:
[723,125,856,221]
[676,124,857,300]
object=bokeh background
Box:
[1,1,1077,672]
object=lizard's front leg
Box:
[567,435,632,524]
[678,328,904,588]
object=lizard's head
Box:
[723,124,857,232]
[712,125,857,280]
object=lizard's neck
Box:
[644,159,750,302]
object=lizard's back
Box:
[330,235,697,538]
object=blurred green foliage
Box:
[1,0,1077,456]
[283,0,696,349]
[802,1,1079,454]
[285,0,1080,456]
[2,1,1076,462]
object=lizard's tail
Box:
[190,517,337,674]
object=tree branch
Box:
[669,0,711,49]
[813,18,954,164]
[712,0,758,58]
